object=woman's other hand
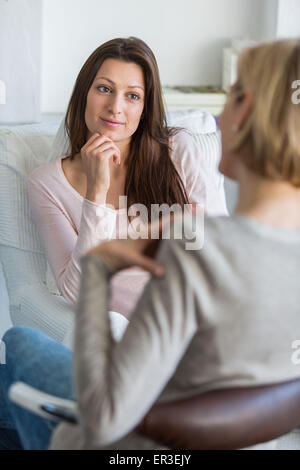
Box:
[81,133,121,205]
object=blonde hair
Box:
[230,39,300,186]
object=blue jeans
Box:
[0,326,75,450]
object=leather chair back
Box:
[138,378,300,449]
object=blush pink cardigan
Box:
[27,130,228,318]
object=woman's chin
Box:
[97,124,124,141]
[218,154,238,180]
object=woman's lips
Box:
[100,117,124,128]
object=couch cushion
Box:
[166,109,217,134]
[0,123,59,252]
[0,123,60,309]
[0,121,70,339]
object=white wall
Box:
[262,0,279,39]
[277,0,300,38]
[41,0,278,113]
[0,0,42,124]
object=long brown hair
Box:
[64,37,189,215]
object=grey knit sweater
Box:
[50,215,300,450]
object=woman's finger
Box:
[89,240,164,277]
[90,142,115,156]
[81,133,103,151]
[142,238,162,259]
[124,251,164,277]
[82,134,112,154]
[91,146,120,164]
[93,142,121,160]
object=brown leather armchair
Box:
[138,377,300,450]
[9,377,300,450]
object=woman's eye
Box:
[128,93,139,101]
[97,86,110,93]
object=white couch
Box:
[0,112,226,347]
[0,120,75,344]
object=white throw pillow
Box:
[46,263,61,296]
[166,109,216,134]
[48,116,70,161]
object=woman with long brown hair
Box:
[28,37,227,318]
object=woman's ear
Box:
[235,89,253,131]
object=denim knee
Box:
[2,325,37,347]
[2,325,74,400]
[2,326,39,368]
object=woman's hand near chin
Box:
[81,132,121,205]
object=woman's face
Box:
[218,86,240,179]
[85,58,145,144]
[218,83,253,180]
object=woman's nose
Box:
[108,93,123,115]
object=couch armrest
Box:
[9,381,78,424]
[12,283,129,348]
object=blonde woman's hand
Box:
[88,236,165,277]
[81,133,121,204]
[86,216,175,276]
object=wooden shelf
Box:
[163,86,227,116]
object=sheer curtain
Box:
[0,0,42,124]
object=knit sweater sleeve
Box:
[73,239,200,447]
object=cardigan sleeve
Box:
[73,239,200,447]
